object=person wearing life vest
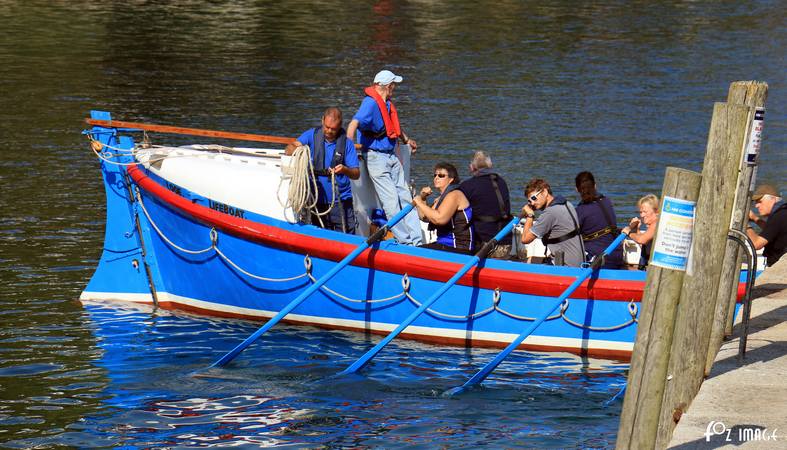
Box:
[346,69,423,245]
[285,107,360,234]
[413,162,474,254]
[746,184,787,267]
[574,171,624,269]
[520,178,585,267]
[458,151,512,259]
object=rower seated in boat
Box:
[412,163,474,254]
[520,178,585,267]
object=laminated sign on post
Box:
[650,196,696,271]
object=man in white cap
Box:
[347,69,422,245]
[747,184,787,267]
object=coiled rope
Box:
[280,144,341,228]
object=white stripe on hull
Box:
[80,290,633,353]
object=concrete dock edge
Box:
[668,257,787,449]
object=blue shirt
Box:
[297,129,359,203]
[352,96,397,152]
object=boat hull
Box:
[79,112,746,361]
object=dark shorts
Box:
[418,242,473,255]
[311,199,357,235]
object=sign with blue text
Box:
[651,196,696,271]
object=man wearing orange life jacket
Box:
[347,70,423,245]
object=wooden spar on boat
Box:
[84,118,364,149]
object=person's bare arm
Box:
[414,190,460,225]
[284,140,303,155]
[346,119,359,144]
[332,164,360,180]
[746,227,768,250]
[520,204,537,244]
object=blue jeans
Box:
[365,150,423,245]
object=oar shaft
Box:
[460,266,593,387]
[340,254,482,375]
[211,242,369,368]
[340,217,520,375]
[210,203,415,368]
[450,232,628,394]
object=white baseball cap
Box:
[373,70,403,85]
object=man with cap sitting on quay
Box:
[347,69,422,245]
[746,184,787,267]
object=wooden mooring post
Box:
[617,97,754,449]
[710,82,768,369]
[655,101,752,447]
[616,167,701,449]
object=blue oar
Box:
[339,216,521,376]
[444,231,628,396]
[210,203,416,368]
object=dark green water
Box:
[0,1,784,447]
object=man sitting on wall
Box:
[747,184,787,267]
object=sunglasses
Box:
[433,173,448,179]
[528,190,543,203]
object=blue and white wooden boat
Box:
[80,111,746,361]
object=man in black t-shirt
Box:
[746,184,787,267]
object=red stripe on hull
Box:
[127,163,743,302]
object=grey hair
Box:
[470,151,492,170]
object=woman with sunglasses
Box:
[412,162,474,254]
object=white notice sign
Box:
[650,196,696,271]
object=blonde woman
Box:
[621,194,659,269]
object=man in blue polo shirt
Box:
[285,107,360,234]
[346,69,422,245]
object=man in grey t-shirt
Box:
[520,178,585,267]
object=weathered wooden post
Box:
[710,82,768,362]
[616,168,702,450]
[655,102,752,447]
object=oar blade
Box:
[447,232,629,393]
[340,217,521,376]
[207,203,415,369]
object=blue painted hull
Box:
[79,112,745,360]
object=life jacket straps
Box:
[474,174,512,224]
[582,197,618,241]
[542,202,586,262]
[312,126,346,176]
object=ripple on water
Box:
[0,364,64,377]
